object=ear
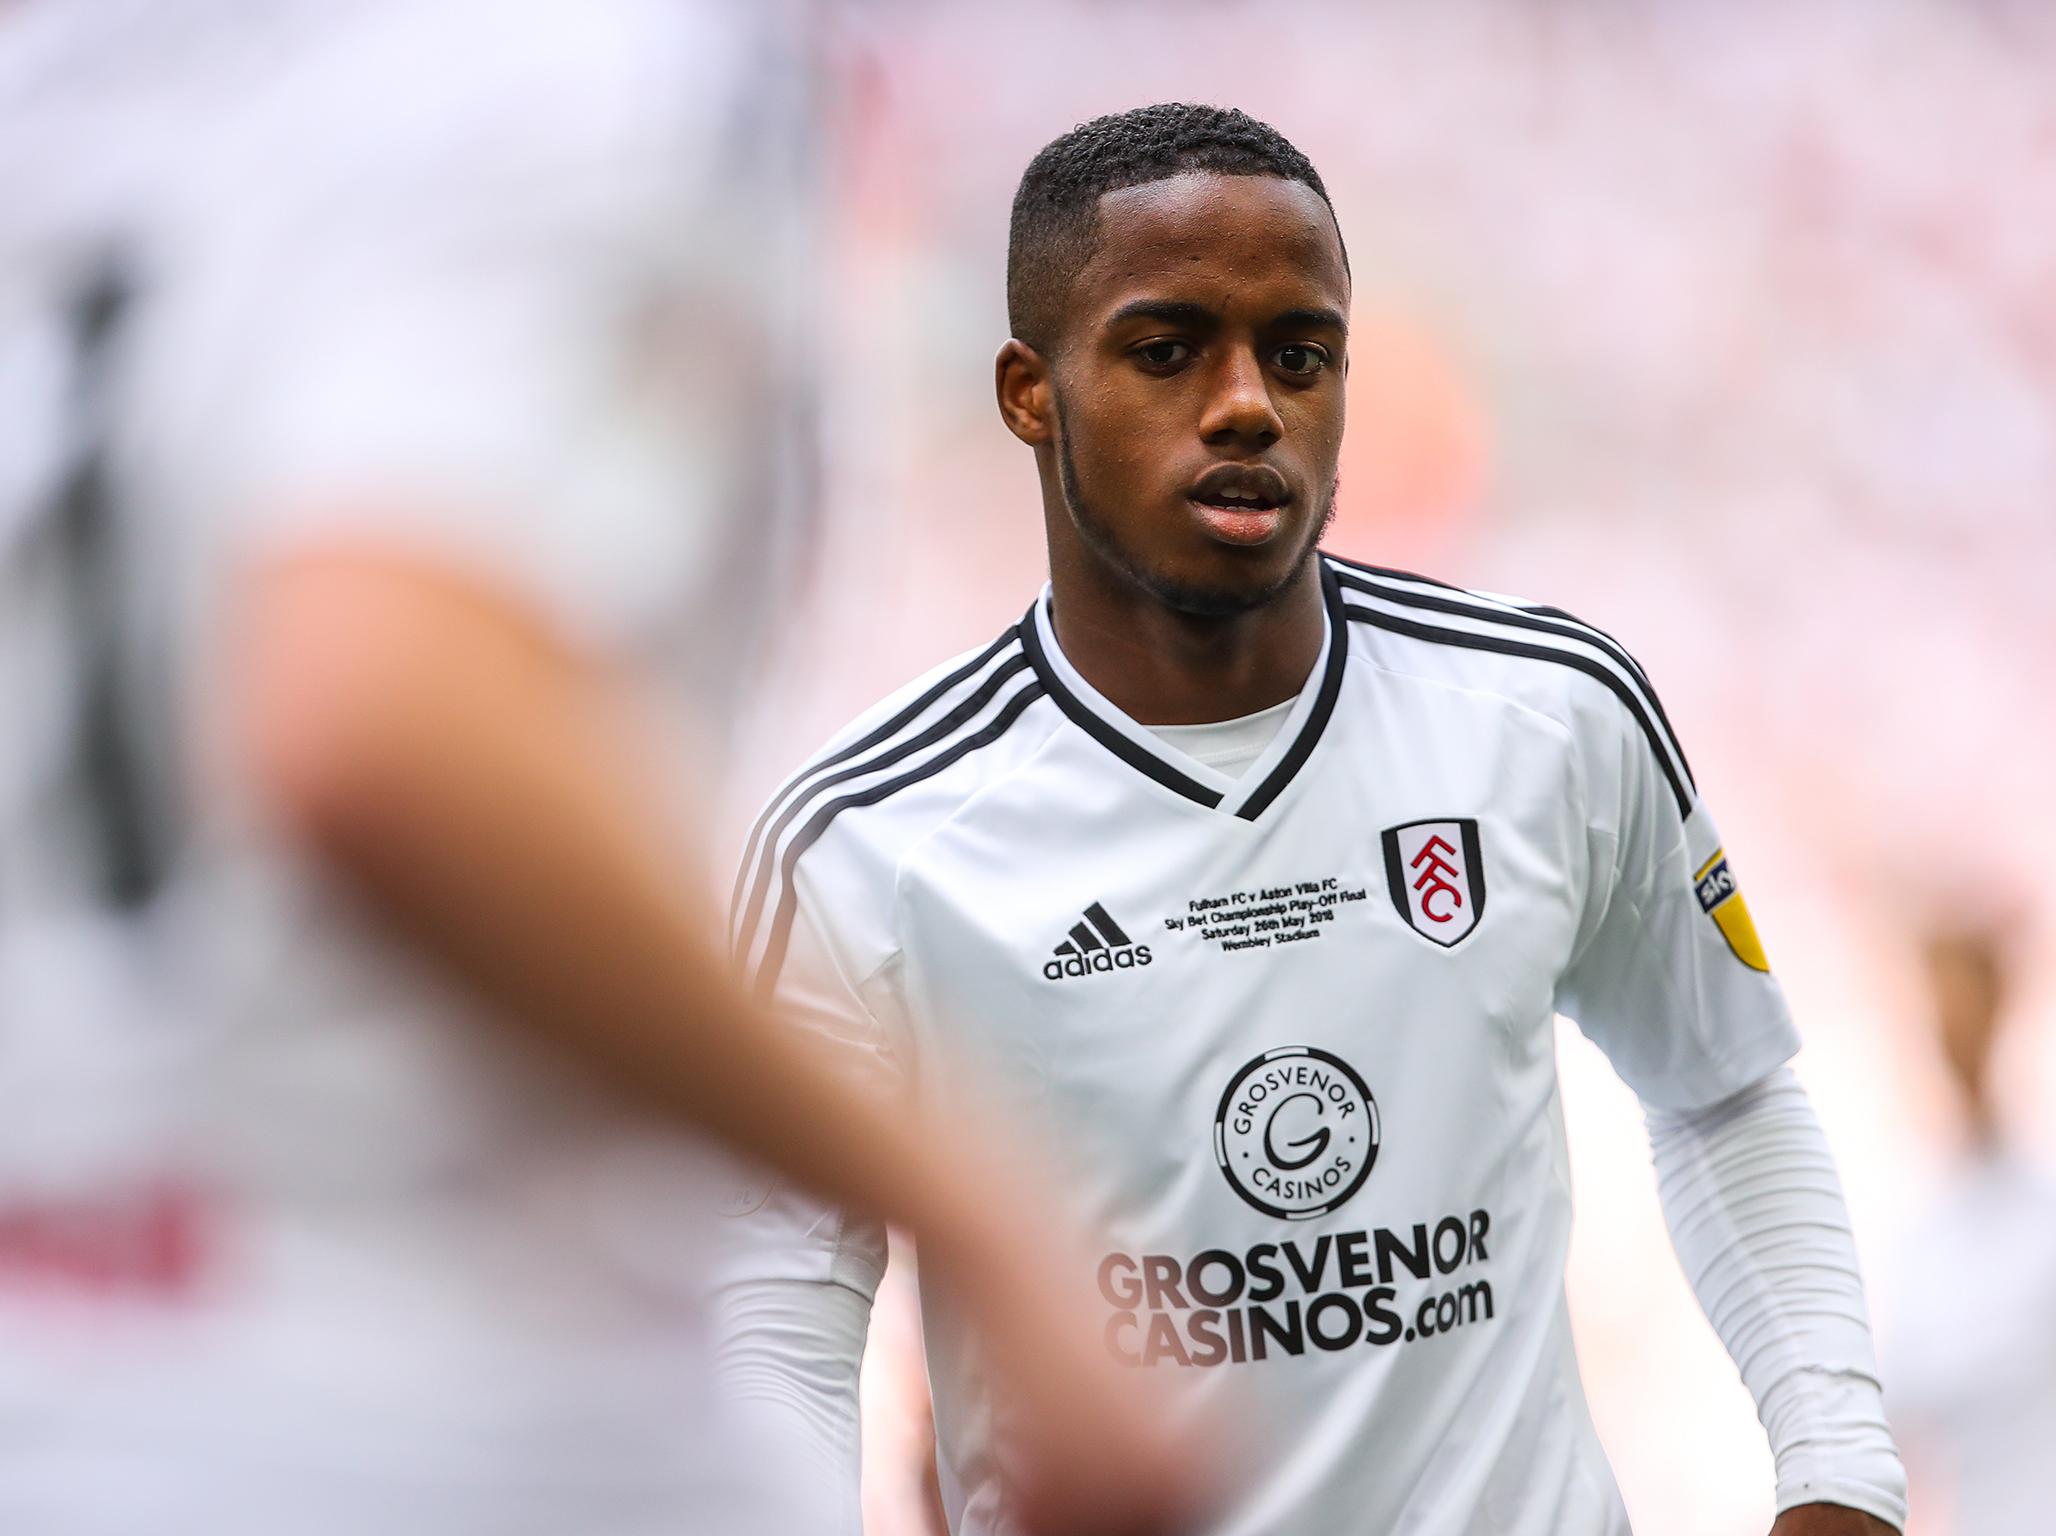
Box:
[995,339,1054,446]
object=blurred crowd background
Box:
[719,3,2056,1533]
[5,0,2050,1532]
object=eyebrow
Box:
[1105,299,1216,329]
[1103,299,1349,333]
[1273,306,1349,333]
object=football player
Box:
[721,103,1907,1536]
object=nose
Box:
[1197,346,1283,452]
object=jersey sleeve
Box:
[1647,1069,1907,1527]
[714,815,906,1524]
[720,820,903,1287]
[1555,677,1800,1112]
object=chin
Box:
[1140,551,1304,618]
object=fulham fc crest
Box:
[1381,818,1486,948]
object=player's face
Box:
[1047,172,1349,616]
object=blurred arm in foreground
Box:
[233,540,996,1299]
[233,545,1191,1534]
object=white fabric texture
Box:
[1142,698,1295,779]
[716,1276,872,1536]
[1649,1066,1907,1529]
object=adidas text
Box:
[1044,946,1153,982]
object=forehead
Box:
[1071,171,1349,325]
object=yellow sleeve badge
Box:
[1694,850,1771,973]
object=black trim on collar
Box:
[1018,559,1348,820]
[1234,561,1350,821]
[1018,598,1225,809]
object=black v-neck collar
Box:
[1018,559,1349,821]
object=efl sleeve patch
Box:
[1694,850,1770,973]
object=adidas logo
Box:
[1042,902,1153,981]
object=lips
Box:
[1188,463,1291,512]
[1187,464,1292,547]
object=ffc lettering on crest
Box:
[1380,819,1486,948]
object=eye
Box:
[1132,339,1194,371]
[1273,343,1328,377]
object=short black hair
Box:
[1006,102,1344,353]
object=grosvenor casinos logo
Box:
[1214,1045,1379,1220]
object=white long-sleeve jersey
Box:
[719,555,1905,1534]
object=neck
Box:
[1045,541,1327,726]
